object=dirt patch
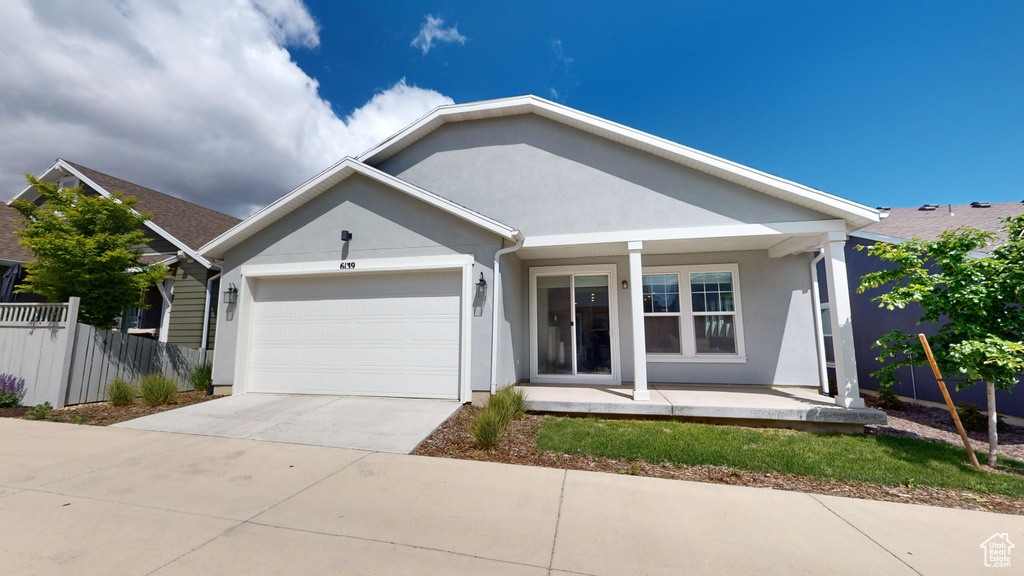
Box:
[0,406,31,418]
[414,405,1024,516]
[0,391,216,426]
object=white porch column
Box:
[822,234,865,408]
[628,241,650,401]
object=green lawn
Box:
[536,416,1024,498]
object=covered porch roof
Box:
[515,219,847,259]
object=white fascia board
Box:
[357,96,881,228]
[11,160,214,268]
[240,254,474,279]
[199,158,518,259]
[849,230,990,258]
[523,219,847,249]
[8,160,65,204]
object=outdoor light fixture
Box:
[476,272,487,299]
[341,230,353,242]
[223,283,238,304]
[621,280,628,290]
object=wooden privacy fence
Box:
[0,298,204,408]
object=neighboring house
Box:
[6,160,241,352]
[199,95,881,409]
[820,201,1024,417]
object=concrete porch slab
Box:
[520,383,886,427]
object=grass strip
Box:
[537,416,1024,498]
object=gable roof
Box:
[358,95,880,230]
[9,159,241,267]
[856,201,1024,253]
[199,158,520,259]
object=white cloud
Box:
[552,39,573,68]
[0,1,453,217]
[411,15,466,55]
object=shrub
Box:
[488,385,527,426]
[876,388,907,411]
[471,409,505,449]
[956,402,1008,433]
[0,373,26,408]
[187,363,213,392]
[140,373,178,406]
[106,378,137,407]
[23,402,52,420]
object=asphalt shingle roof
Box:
[65,161,240,251]
[861,201,1024,253]
[0,204,30,262]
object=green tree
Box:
[10,175,168,329]
[858,215,1024,466]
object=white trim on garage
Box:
[233,254,475,402]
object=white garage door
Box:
[246,270,462,399]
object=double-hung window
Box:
[642,264,745,362]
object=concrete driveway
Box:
[112,393,461,453]
[2,418,1022,575]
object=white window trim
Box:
[529,264,621,385]
[820,301,835,369]
[642,263,746,364]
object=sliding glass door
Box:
[531,266,619,383]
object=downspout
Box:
[490,232,525,395]
[809,250,829,395]
[200,269,223,362]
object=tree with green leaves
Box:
[858,214,1024,466]
[10,175,168,330]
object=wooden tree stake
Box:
[918,333,982,469]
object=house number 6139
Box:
[339,262,356,270]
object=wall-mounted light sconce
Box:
[223,283,238,304]
[621,280,629,290]
[476,272,487,299]
[341,230,353,242]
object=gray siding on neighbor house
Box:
[211,173,505,391]
[374,114,834,237]
[503,250,820,387]
[837,237,1024,416]
[139,234,179,256]
[166,260,212,349]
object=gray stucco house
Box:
[200,96,881,409]
[5,159,240,351]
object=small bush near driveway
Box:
[106,378,137,407]
[188,363,213,392]
[471,386,528,449]
[140,373,178,406]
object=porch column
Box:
[628,241,650,401]
[822,234,865,408]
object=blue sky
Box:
[1,1,1020,216]
[297,1,1023,209]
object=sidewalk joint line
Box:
[809,494,923,576]
[548,469,569,574]
[241,451,372,523]
[143,521,246,576]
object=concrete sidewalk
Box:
[0,418,1020,575]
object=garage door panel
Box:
[246,270,462,399]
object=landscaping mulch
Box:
[1,390,216,426]
[413,405,1024,516]
[865,396,1024,463]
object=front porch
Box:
[518,383,886,432]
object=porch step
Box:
[519,384,887,426]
